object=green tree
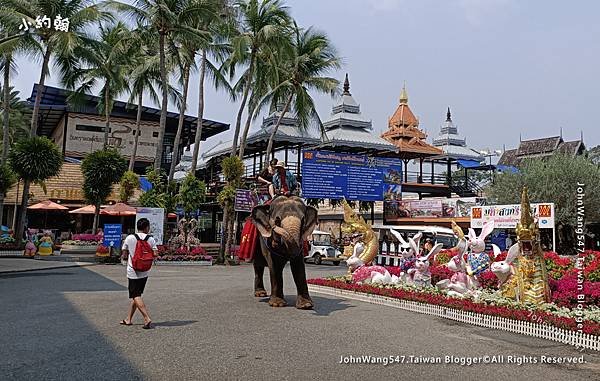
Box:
[226,0,291,156]
[189,0,234,173]
[110,0,212,170]
[0,163,16,197]
[487,154,600,254]
[0,0,111,136]
[178,173,206,216]
[119,170,140,203]
[218,155,243,262]
[9,137,62,245]
[0,85,29,148]
[138,168,177,212]
[66,22,134,147]
[81,148,127,232]
[262,22,340,159]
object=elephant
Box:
[251,195,318,309]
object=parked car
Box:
[305,230,343,265]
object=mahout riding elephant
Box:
[251,195,318,309]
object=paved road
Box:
[1,263,598,380]
[0,258,93,273]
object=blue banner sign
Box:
[301,150,402,201]
[103,224,123,248]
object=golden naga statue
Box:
[341,199,379,270]
[492,187,551,305]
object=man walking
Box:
[120,218,158,329]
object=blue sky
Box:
[11,0,600,152]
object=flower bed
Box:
[156,245,213,263]
[308,278,600,336]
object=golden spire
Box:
[520,186,533,227]
[399,82,408,104]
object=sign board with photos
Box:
[136,207,165,245]
[384,197,487,222]
[470,203,555,229]
[301,150,402,201]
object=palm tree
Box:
[0,0,111,136]
[226,0,291,157]
[9,137,63,246]
[65,22,133,147]
[109,0,212,170]
[189,0,233,173]
[264,23,340,160]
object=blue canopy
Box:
[496,165,520,173]
[139,177,153,191]
[457,159,483,168]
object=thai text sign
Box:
[470,203,555,229]
[234,189,255,212]
[301,150,402,201]
[136,207,165,245]
[103,224,122,248]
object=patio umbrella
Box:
[28,200,68,211]
[27,200,68,229]
[69,204,98,214]
[101,202,136,216]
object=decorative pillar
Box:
[419,158,423,183]
[431,160,435,184]
[284,145,289,165]
[446,159,451,185]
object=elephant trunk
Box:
[280,216,302,253]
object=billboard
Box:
[301,150,402,201]
[470,203,555,229]
[384,197,487,221]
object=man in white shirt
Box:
[120,218,158,329]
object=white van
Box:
[305,230,343,265]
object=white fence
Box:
[308,284,600,352]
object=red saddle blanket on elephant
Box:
[237,219,309,261]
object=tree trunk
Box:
[128,92,143,171]
[92,204,100,234]
[154,32,168,170]
[0,53,11,225]
[229,52,255,157]
[2,53,10,163]
[218,209,229,263]
[265,94,293,160]
[168,63,190,182]
[237,99,258,158]
[103,88,111,148]
[30,47,51,137]
[14,179,30,248]
[190,51,207,174]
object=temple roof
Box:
[432,108,483,161]
[498,136,586,166]
[381,84,442,158]
[320,74,396,154]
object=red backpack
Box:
[132,234,154,272]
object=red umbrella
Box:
[28,200,68,210]
[101,202,136,216]
[69,204,98,214]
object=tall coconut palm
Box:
[263,23,340,160]
[0,0,111,136]
[189,0,233,173]
[65,22,134,147]
[226,0,291,157]
[109,0,212,170]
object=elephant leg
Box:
[290,255,313,309]
[253,253,267,297]
[268,255,287,307]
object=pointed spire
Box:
[581,130,584,142]
[343,73,351,95]
[446,107,452,122]
[559,126,563,139]
[520,186,533,228]
[399,82,408,104]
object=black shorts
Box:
[128,277,148,299]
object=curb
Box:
[0,262,95,275]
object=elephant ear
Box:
[251,204,272,237]
[301,205,318,242]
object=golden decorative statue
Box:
[341,200,379,272]
[490,187,550,305]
